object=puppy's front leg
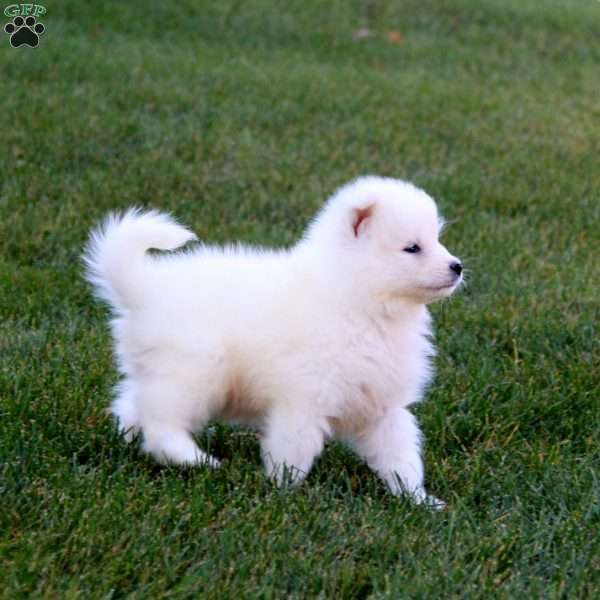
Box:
[261,407,326,486]
[353,407,444,509]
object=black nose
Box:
[450,261,463,276]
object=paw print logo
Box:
[4,15,45,47]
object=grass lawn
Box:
[1,0,599,597]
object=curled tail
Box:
[83,208,196,311]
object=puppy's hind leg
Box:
[136,377,219,468]
[143,426,219,468]
[110,378,141,442]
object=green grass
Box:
[1,0,599,597]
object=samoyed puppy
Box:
[84,176,462,507]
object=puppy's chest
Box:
[324,327,431,437]
[345,322,433,402]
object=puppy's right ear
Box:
[352,204,375,238]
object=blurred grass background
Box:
[1,1,599,597]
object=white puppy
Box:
[84,176,462,506]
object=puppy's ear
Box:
[352,204,375,238]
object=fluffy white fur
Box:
[83,176,462,507]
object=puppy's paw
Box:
[264,461,307,487]
[201,454,221,469]
[408,487,446,510]
[421,494,446,510]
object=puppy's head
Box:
[313,176,463,305]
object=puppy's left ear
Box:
[352,203,375,238]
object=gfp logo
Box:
[3,4,46,47]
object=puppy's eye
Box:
[403,244,421,254]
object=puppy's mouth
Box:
[423,279,461,293]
